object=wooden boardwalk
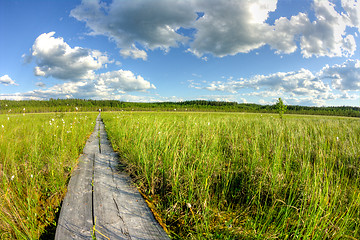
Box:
[55,114,169,240]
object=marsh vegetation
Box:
[0,110,359,239]
[102,112,360,239]
[0,112,98,239]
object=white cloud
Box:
[71,0,196,60]
[188,0,277,57]
[189,59,360,105]
[19,32,156,100]
[120,46,148,61]
[193,68,331,96]
[97,70,156,92]
[342,0,360,29]
[340,91,359,100]
[298,0,356,58]
[0,75,17,85]
[259,99,275,105]
[35,82,46,88]
[320,59,360,90]
[29,32,111,81]
[0,69,155,100]
[240,98,247,103]
[0,91,157,102]
[71,0,360,59]
[0,93,41,101]
[195,94,238,102]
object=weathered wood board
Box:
[56,114,169,239]
[54,154,94,239]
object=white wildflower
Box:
[11,175,15,181]
[336,137,339,141]
[186,203,192,208]
[1,125,4,128]
[30,174,33,178]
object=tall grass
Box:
[102,112,360,239]
[0,112,97,239]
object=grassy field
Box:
[102,112,360,239]
[0,112,98,239]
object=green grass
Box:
[102,112,360,239]
[0,112,98,239]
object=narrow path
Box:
[55,114,169,240]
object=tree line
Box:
[0,99,359,117]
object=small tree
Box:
[276,97,287,119]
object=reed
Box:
[102,112,360,239]
[0,112,97,239]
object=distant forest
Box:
[0,99,359,117]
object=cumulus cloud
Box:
[0,68,155,100]
[47,69,153,97]
[70,0,360,59]
[320,59,360,90]
[298,0,356,58]
[342,0,360,29]
[189,59,360,105]
[70,0,196,60]
[0,83,165,102]
[35,82,46,88]
[97,70,156,92]
[22,32,156,99]
[0,75,17,85]
[188,0,277,57]
[29,32,111,80]
[194,68,331,96]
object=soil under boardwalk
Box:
[55,114,169,240]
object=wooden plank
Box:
[93,152,131,240]
[54,154,94,240]
[83,114,100,155]
[96,116,169,239]
[107,153,170,240]
[55,115,100,239]
[99,119,113,154]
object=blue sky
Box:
[0,0,359,106]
